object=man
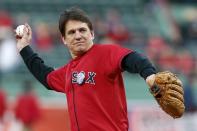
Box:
[15,7,184,131]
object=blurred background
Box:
[0,0,197,130]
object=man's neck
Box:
[71,43,94,59]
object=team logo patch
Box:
[77,71,85,85]
[72,71,96,85]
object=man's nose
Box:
[74,31,82,40]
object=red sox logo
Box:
[72,71,96,85]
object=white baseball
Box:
[15,25,25,37]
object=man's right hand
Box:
[15,23,32,51]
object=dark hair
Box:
[59,7,93,36]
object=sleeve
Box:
[47,66,66,93]
[107,44,132,72]
[121,51,156,79]
[20,46,54,89]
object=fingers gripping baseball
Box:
[150,71,185,118]
[15,23,32,51]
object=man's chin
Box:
[77,46,87,51]
[73,44,93,55]
[75,48,87,55]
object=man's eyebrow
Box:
[79,27,87,30]
[67,29,75,33]
[67,27,87,33]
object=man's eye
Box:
[68,30,75,35]
[79,28,86,32]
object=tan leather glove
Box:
[150,71,185,118]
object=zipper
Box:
[72,84,80,131]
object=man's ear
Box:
[61,36,67,45]
[91,31,95,40]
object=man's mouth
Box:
[75,41,84,45]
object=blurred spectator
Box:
[179,11,197,45]
[106,22,130,44]
[146,34,196,75]
[186,20,197,42]
[34,22,53,51]
[105,9,131,45]
[146,34,171,60]
[0,10,20,73]
[155,0,182,45]
[184,74,197,113]
[157,49,178,72]
[0,86,7,121]
[15,80,40,131]
[0,11,13,27]
[0,86,7,131]
[49,24,62,45]
[92,15,108,43]
[177,50,195,75]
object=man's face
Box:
[62,20,94,58]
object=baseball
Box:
[15,25,25,38]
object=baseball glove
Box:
[150,71,185,118]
